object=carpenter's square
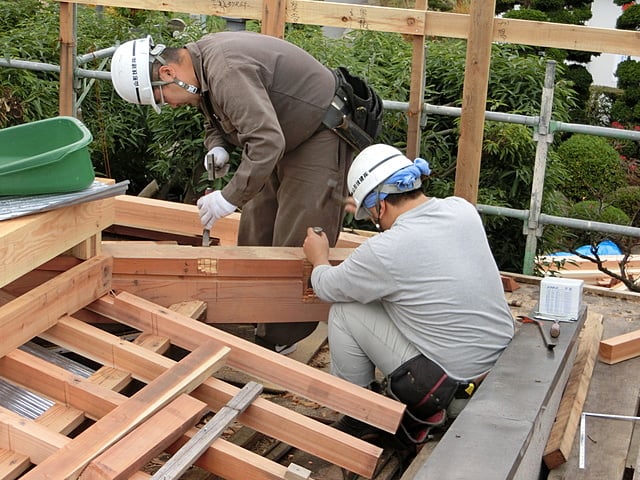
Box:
[202,156,214,247]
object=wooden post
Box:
[405,0,427,160]
[261,0,287,38]
[453,0,496,204]
[59,2,76,116]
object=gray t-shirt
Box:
[311,196,515,379]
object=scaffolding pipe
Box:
[0,58,111,80]
[523,61,556,275]
[3,53,640,271]
[477,204,640,237]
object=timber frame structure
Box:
[4,192,633,479]
[0,196,407,479]
[2,1,640,478]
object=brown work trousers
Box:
[238,128,354,346]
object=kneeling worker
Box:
[302,144,515,445]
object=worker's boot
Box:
[331,414,384,443]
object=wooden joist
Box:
[90,290,404,434]
[20,340,229,479]
[40,313,386,478]
[0,255,112,358]
[81,394,209,480]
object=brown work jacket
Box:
[187,31,335,208]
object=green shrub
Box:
[568,200,630,246]
[556,134,627,201]
[605,186,640,227]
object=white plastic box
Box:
[538,277,584,320]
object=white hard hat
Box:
[348,144,415,220]
[110,36,166,113]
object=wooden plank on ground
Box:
[80,394,209,480]
[599,329,640,365]
[90,291,404,434]
[42,315,384,478]
[0,255,112,357]
[21,340,229,480]
[543,311,604,469]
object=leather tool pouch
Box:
[384,355,459,444]
[321,67,384,151]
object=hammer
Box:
[518,316,556,350]
[316,178,348,209]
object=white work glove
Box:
[197,190,237,229]
[203,146,230,179]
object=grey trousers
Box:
[238,128,354,345]
[329,300,471,418]
[328,300,421,387]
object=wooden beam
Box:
[599,329,640,365]
[0,255,112,358]
[0,406,67,465]
[21,340,229,480]
[543,312,604,469]
[55,0,640,56]
[0,448,31,480]
[30,243,354,324]
[91,291,404,434]
[42,315,385,478]
[0,406,150,480]
[0,198,114,288]
[80,394,209,480]
[453,0,495,204]
[112,196,239,246]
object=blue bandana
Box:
[363,158,431,209]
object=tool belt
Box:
[383,354,479,444]
[321,66,383,151]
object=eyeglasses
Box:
[153,83,166,108]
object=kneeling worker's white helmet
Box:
[110,36,166,113]
[348,144,415,220]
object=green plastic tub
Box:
[0,116,95,195]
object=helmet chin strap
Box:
[172,78,200,95]
[373,188,383,232]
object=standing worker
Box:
[303,144,515,446]
[110,31,382,353]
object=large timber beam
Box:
[0,198,114,288]
[57,0,639,56]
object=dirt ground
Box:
[143,276,640,480]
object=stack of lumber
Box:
[0,195,406,479]
[536,254,640,289]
